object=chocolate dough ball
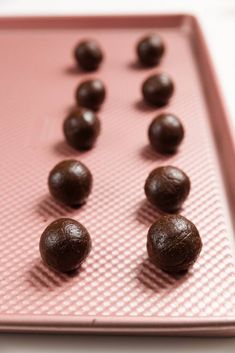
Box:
[40,218,91,273]
[48,160,92,207]
[144,166,190,213]
[63,109,101,151]
[142,73,174,107]
[137,34,165,67]
[148,113,184,154]
[74,39,103,71]
[147,215,202,273]
[76,79,106,111]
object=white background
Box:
[0,1,235,352]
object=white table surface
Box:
[0,1,235,352]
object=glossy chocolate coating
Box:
[40,218,91,273]
[144,166,190,213]
[74,39,103,71]
[142,73,174,107]
[147,215,202,273]
[148,113,184,154]
[76,79,106,111]
[48,160,92,207]
[63,109,101,151]
[137,34,165,67]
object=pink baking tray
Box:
[0,14,235,336]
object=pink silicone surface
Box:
[0,15,235,335]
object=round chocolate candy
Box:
[148,113,184,154]
[40,218,91,273]
[147,215,202,273]
[63,109,101,151]
[76,79,106,111]
[74,39,103,71]
[48,160,92,207]
[137,34,165,67]
[142,73,174,107]
[144,166,190,213]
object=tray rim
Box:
[0,13,235,335]
[1,314,235,335]
[0,13,192,28]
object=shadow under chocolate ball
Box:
[48,159,92,207]
[147,215,202,273]
[40,218,91,273]
[144,166,190,213]
[63,109,101,151]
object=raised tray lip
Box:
[0,13,198,30]
[0,13,192,21]
[189,15,235,148]
[0,13,234,335]
[1,314,235,334]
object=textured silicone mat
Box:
[0,15,235,335]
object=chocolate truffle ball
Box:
[76,79,106,111]
[137,34,165,67]
[147,215,202,273]
[48,160,92,207]
[74,39,103,71]
[142,73,174,107]
[144,166,190,213]
[40,218,91,273]
[148,113,184,154]
[63,109,101,151]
